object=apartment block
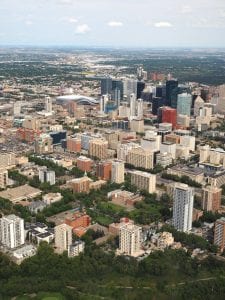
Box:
[130,170,156,193]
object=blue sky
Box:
[0,0,225,47]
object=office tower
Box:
[0,215,25,249]
[166,79,178,106]
[35,134,53,154]
[119,223,142,256]
[161,107,177,129]
[130,170,156,193]
[45,96,52,113]
[112,88,121,107]
[129,93,136,118]
[111,160,125,184]
[136,98,143,118]
[214,218,225,251]
[67,137,81,153]
[202,185,222,212]
[137,81,145,99]
[100,95,109,114]
[172,183,194,232]
[0,169,8,188]
[123,79,137,100]
[13,101,21,116]
[126,147,154,169]
[194,96,205,116]
[152,97,165,115]
[177,93,192,116]
[137,66,144,80]
[170,85,190,109]
[112,79,123,102]
[77,156,93,172]
[101,77,112,95]
[89,139,108,160]
[54,223,72,254]
[215,84,225,114]
[96,161,112,180]
[39,167,56,185]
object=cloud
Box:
[154,21,173,28]
[75,24,91,34]
[68,17,78,23]
[181,5,192,14]
[58,0,73,4]
[25,20,33,26]
[107,21,123,27]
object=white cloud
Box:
[58,0,73,4]
[219,9,225,17]
[68,17,78,23]
[75,24,91,34]
[181,5,192,14]
[25,20,33,26]
[154,21,173,28]
[107,21,123,27]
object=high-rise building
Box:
[117,143,140,161]
[0,168,8,188]
[45,96,52,113]
[89,139,108,160]
[13,101,21,116]
[152,97,165,115]
[194,96,205,116]
[130,119,144,133]
[214,218,225,251]
[77,156,93,172]
[100,95,109,114]
[202,185,222,212]
[172,183,194,232]
[101,77,112,95]
[67,137,81,153]
[0,153,16,169]
[112,79,123,102]
[118,223,142,257]
[126,147,154,169]
[39,167,56,185]
[111,160,125,184]
[54,223,72,254]
[161,107,177,129]
[123,79,137,100]
[166,79,178,106]
[177,93,192,116]
[129,93,136,118]
[96,161,112,181]
[136,98,143,119]
[0,215,25,249]
[35,134,53,154]
[137,81,145,99]
[130,170,156,193]
[68,240,85,257]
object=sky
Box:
[0,0,225,48]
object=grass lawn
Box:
[37,292,65,300]
[95,215,113,226]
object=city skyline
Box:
[0,0,225,47]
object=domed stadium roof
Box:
[56,95,98,105]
